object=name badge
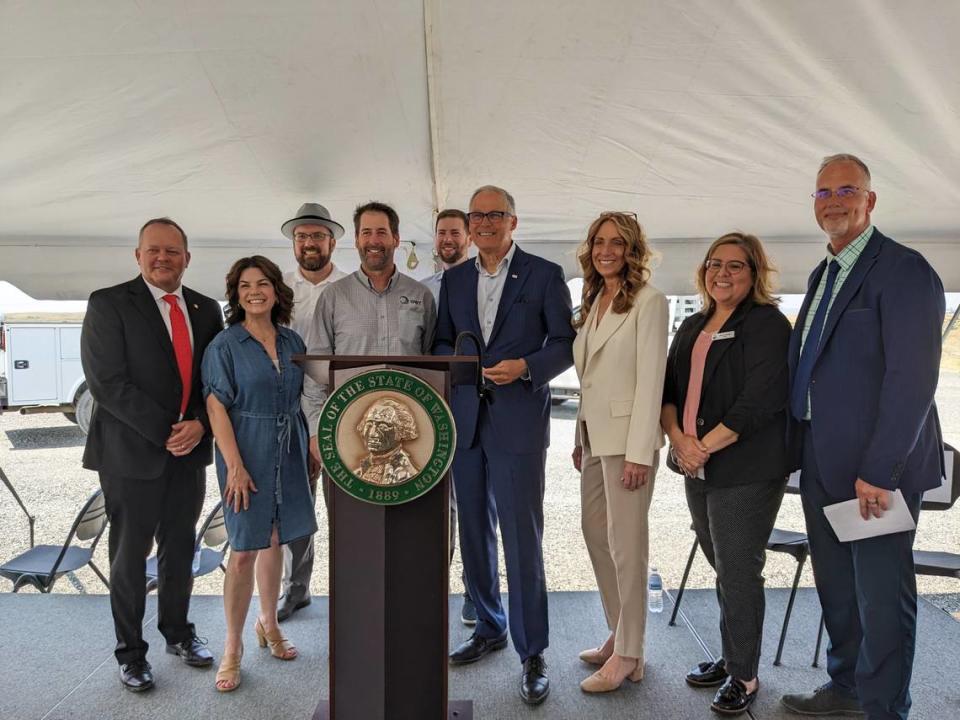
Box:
[712,331,735,341]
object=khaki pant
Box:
[580,422,656,660]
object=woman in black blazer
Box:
[660,232,791,716]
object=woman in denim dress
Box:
[202,255,317,692]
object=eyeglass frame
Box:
[466,211,514,224]
[293,230,335,243]
[811,186,866,200]
[598,211,639,220]
[703,259,751,275]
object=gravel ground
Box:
[2,370,960,615]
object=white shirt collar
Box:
[143,278,184,302]
[291,263,341,286]
[474,241,517,277]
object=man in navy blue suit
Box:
[434,185,574,705]
[781,155,945,720]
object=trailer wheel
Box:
[74,386,94,435]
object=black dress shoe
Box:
[277,595,312,622]
[520,654,550,705]
[460,594,477,627]
[711,677,757,716]
[166,635,214,667]
[120,660,154,692]
[686,657,729,687]
[449,631,508,665]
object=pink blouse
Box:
[682,331,714,435]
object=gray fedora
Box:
[281,203,345,240]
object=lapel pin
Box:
[192,303,199,310]
[511,273,518,279]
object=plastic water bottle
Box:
[648,567,664,613]
[191,548,201,575]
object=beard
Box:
[360,246,391,272]
[297,250,331,272]
[438,245,465,265]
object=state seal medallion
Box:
[317,368,456,505]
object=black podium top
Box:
[293,354,479,387]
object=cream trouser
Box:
[579,422,656,659]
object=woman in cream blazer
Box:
[571,212,668,693]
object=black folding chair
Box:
[668,525,811,666]
[0,488,109,593]
[145,501,229,592]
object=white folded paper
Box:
[823,489,916,542]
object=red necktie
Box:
[162,294,193,416]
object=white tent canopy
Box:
[2,0,958,299]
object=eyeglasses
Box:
[293,231,334,243]
[704,259,749,275]
[811,186,863,200]
[467,211,513,224]
[599,211,638,220]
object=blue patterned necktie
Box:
[790,260,841,421]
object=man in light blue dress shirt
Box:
[434,185,575,706]
[423,208,477,626]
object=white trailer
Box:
[0,309,92,433]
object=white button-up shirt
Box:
[144,280,194,349]
[475,241,517,343]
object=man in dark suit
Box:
[781,155,945,720]
[434,185,575,705]
[81,218,224,692]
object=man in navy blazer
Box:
[781,155,945,720]
[434,185,574,705]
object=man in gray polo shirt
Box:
[312,200,436,374]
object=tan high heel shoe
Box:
[255,618,298,660]
[215,648,243,692]
[579,646,612,666]
[580,659,644,693]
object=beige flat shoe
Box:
[580,661,644,693]
[578,646,611,666]
[255,618,298,660]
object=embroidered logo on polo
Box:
[318,368,456,505]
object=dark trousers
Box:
[99,460,205,665]
[800,426,921,720]
[453,410,548,660]
[685,476,785,681]
[282,473,319,603]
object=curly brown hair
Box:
[695,232,780,316]
[223,255,294,326]
[573,212,653,330]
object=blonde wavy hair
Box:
[573,212,652,330]
[695,232,780,315]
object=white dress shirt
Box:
[475,241,518,343]
[143,280,194,349]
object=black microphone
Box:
[454,331,494,403]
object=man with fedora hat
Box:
[278,202,346,622]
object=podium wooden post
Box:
[296,355,477,720]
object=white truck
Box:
[0,307,92,433]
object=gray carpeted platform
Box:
[676,587,960,719]
[2,589,959,719]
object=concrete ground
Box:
[4,589,960,720]
[1,370,960,610]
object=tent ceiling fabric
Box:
[1,1,958,298]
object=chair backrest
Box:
[199,502,228,549]
[75,490,107,541]
[46,488,108,581]
[921,443,959,510]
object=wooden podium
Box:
[297,355,477,720]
